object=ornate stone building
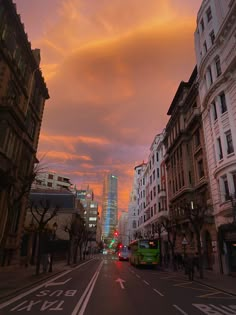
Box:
[195,0,236,274]
[164,67,217,271]
[0,0,49,265]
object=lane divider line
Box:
[136,274,141,278]
[71,261,103,315]
[153,289,164,297]
[173,304,188,315]
[0,259,95,310]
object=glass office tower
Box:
[101,174,118,241]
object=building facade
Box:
[164,67,217,271]
[118,211,129,245]
[195,0,236,274]
[127,162,146,242]
[32,172,72,191]
[101,174,118,241]
[0,0,49,266]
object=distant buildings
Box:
[0,0,49,266]
[127,162,146,242]
[32,172,72,191]
[118,211,129,245]
[101,174,118,241]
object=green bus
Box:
[129,239,160,267]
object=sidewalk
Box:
[195,269,236,296]
[161,266,236,296]
[0,260,69,301]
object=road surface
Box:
[0,255,235,315]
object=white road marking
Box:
[153,289,164,297]
[0,259,95,310]
[45,277,72,287]
[71,261,103,315]
[116,278,126,289]
[136,274,141,278]
[143,280,150,286]
[78,262,103,315]
[173,304,188,315]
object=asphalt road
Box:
[0,255,235,315]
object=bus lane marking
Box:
[45,277,72,287]
[173,304,188,315]
[193,303,236,314]
[143,280,150,286]
[0,259,94,310]
[153,289,164,297]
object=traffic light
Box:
[114,231,118,237]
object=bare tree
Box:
[29,200,59,275]
[0,163,46,265]
[155,222,165,266]
[161,217,179,270]
[184,202,208,279]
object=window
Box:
[217,137,223,160]
[226,131,234,154]
[156,152,159,162]
[157,168,160,178]
[206,7,212,22]
[152,155,154,165]
[233,173,236,197]
[195,129,201,147]
[153,186,156,197]
[212,101,218,121]
[200,19,205,32]
[220,92,227,113]
[210,30,215,45]
[157,184,160,193]
[207,66,213,85]
[223,176,230,201]
[198,160,205,179]
[215,56,222,77]
[153,170,155,180]
[47,182,52,187]
[203,41,207,53]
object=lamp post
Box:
[49,222,58,272]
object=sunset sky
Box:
[14,0,202,213]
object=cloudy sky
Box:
[14,0,202,213]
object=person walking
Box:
[186,254,194,281]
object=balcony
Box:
[184,107,201,130]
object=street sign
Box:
[182,237,188,245]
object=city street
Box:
[0,255,235,315]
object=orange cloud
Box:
[15,0,202,213]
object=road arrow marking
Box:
[116,278,125,289]
[45,277,72,287]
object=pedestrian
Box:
[193,252,199,272]
[186,254,194,281]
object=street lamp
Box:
[49,222,58,272]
